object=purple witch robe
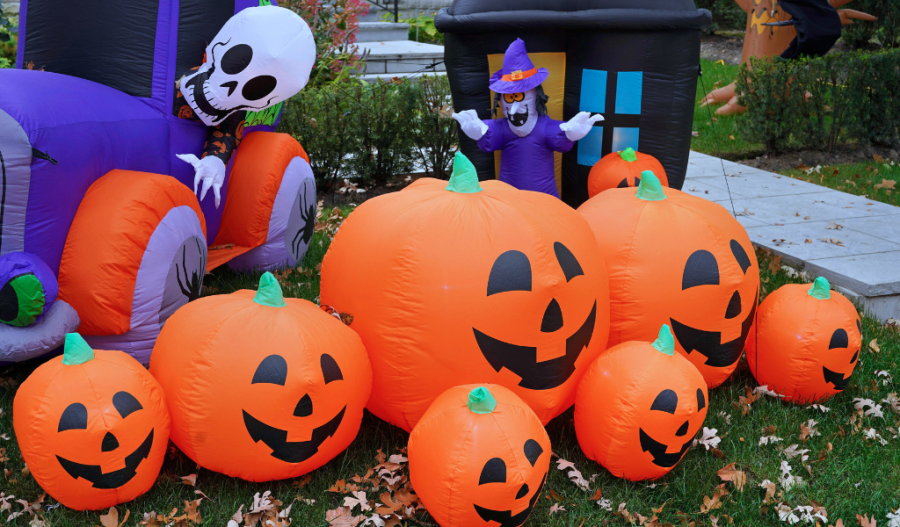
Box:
[476,115,574,198]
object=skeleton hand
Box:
[560,112,604,142]
[452,110,489,141]
[177,154,226,209]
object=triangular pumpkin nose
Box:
[515,483,530,499]
[541,299,564,333]
[101,431,120,452]
[725,291,742,320]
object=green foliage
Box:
[0,10,17,68]
[385,11,443,44]
[693,59,764,159]
[279,75,457,188]
[693,0,747,32]
[736,50,900,152]
[840,0,900,50]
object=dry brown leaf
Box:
[180,474,197,487]
[829,520,845,527]
[869,339,880,353]
[874,179,896,190]
[325,507,362,527]
[100,507,130,527]
[856,514,876,527]
[717,463,747,491]
[589,489,602,501]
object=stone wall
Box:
[395,0,451,12]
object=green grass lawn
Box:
[691,60,762,160]
[2,205,899,526]
[776,161,900,208]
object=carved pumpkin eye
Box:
[321,354,343,384]
[650,389,678,414]
[294,394,313,417]
[828,328,849,349]
[554,242,584,282]
[682,250,719,289]
[524,439,543,466]
[112,392,143,418]
[58,403,88,432]
[487,251,532,296]
[479,458,507,485]
[730,240,752,274]
[697,388,706,411]
[252,355,288,386]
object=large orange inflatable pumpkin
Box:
[409,385,551,527]
[150,273,371,481]
[578,171,759,387]
[320,152,611,431]
[587,148,668,198]
[13,333,169,510]
[575,325,708,481]
[746,277,861,403]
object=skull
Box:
[181,6,316,127]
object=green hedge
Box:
[840,0,900,50]
[735,49,900,152]
[278,75,456,190]
[693,0,747,32]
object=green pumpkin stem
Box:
[62,333,95,366]
[808,276,832,300]
[467,386,497,414]
[619,147,638,163]
[446,151,483,194]
[254,272,287,308]
[651,325,676,356]
[636,170,667,201]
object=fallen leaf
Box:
[180,474,197,487]
[826,221,844,230]
[326,507,363,527]
[800,419,820,441]
[869,339,880,353]
[695,427,722,450]
[874,179,896,190]
[820,238,845,246]
[717,463,747,491]
[857,513,877,527]
[548,503,566,516]
[100,507,130,527]
[759,479,776,504]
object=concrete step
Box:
[358,40,445,75]
[359,71,447,83]
[357,22,410,43]
[686,151,900,322]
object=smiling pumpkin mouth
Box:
[56,430,154,489]
[474,473,547,527]
[638,428,693,468]
[670,293,757,368]
[473,301,597,391]
[242,407,346,463]
[822,366,852,391]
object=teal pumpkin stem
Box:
[635,170,667,201]
[62,333,95,366]
[254,272,287,308]
[446,151,483,194]
[619,147,638,163]
[808,276,832,300]
[467,386,497,414]
[651,325,676,356]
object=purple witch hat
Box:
[489,38,550,94]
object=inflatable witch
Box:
[453,39,603,198]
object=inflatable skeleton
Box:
[453,39,602,198]
[176,6,316,207]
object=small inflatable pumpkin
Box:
[150,273,371,481]
[746,277,861,403]
[575,325,708,481]
[409,385,551,527]
[13,333,169,510]
[578,171,759,388]
[320,152,611,431]
[587,148,668,198]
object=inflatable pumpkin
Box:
[150,273,371,481]
[575,325,708,481]
[587,148,668,198]
[409,385,551,527]
[746,277,861,403]
[13,333,169,510]
[320,152,611,431]
[578,171,759,388]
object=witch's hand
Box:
[560,112,604,142]
[452,110,489,141]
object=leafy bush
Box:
[281,0,369,86]
[735,50,900,152]
[840,0,900,50]
[0,9,17,68]
[279,74,458,188]
[387,12,443,44]
[693,0,747,32]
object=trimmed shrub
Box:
[840,0,900,50]
[736,50,900,152]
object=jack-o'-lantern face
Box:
[474,242,598,391]
[639,387,707,468]
[670,240,758,378]
[13,334,170,510]
[55,391,155,489]
[474,440,548,527]
[822,321,861,391]
[242,353,347,463]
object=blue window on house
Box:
[577,69,644,166]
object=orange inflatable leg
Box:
[700,82,736,107]
[716,95,747,116]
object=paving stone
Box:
[806,251,900,297]
[745,221,900,262]
[716,194,900,226]
[681,177,747,202]
[839,216,900,246]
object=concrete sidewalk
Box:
[685,151,900,322]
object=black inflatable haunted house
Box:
[435,0,712,207]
